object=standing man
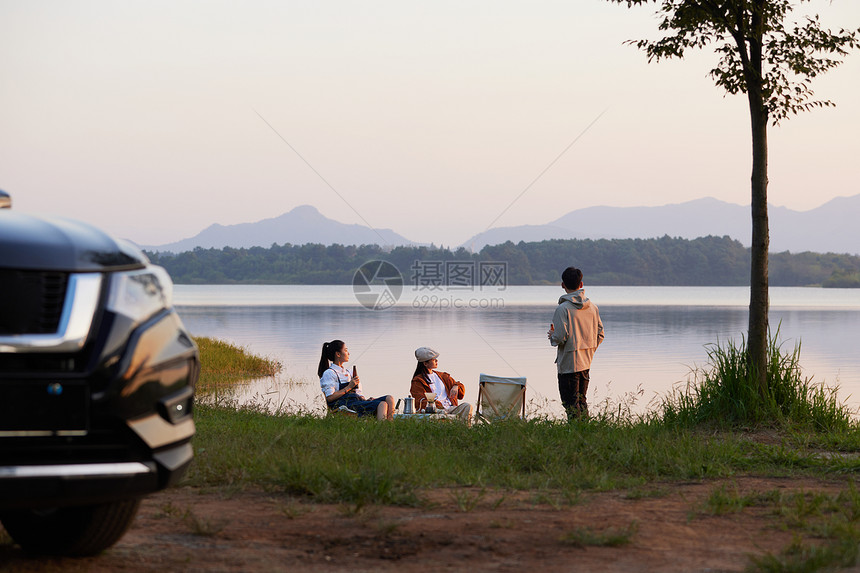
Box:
[547,267,604,420]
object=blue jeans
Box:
[329,393,388,417]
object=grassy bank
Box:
[189,407,860,498]
[189,333,860,500]
[194,336,282,392]
[187,404,860,570]
[188,334,860,571]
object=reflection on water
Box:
[176,285,860,419]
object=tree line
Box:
[145,235,860,287]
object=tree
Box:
[607,0,858,395]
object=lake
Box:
[174,285,860,419]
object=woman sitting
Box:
[318,340,394,420]
[410,347,473,424]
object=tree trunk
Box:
[746,1,769,397]
[747,98,769,397]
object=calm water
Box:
[175,285,860,419]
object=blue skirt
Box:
[329,393,388,417]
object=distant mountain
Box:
[462,196,860,255]
[146,205,417,253]
[146,195,860,255]
[771,194,860,254]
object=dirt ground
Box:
[2,476,857,573]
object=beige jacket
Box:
[549,289,604,374]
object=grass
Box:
[153,502,226,536]
[188,331,860,501]
[737,486,860,572]
[451,488,487,512]
[186,331,860,571]
[658,330,854,432]
[194,336,282,392]
[188,406,860,503]
[702,483,781,515]
[559,522,638,547]
[182,510,227,537]
[748,537,860,573]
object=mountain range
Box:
[145,195,860,255]
[147,205,413,253]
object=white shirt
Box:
[428,372,452,408]
[319,364,362,398]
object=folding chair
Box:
[476,374,526,422]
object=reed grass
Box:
[658,331,853,432]
[194,336,282,392]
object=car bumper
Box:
[0,309,197,510]
[0,441,192,510]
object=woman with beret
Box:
[410,346,473,424]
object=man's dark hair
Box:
[561,267,583,290]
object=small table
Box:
[393,412,458,421]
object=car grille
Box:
[0,424,147,465]
[0,270,68,335]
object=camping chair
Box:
[476,374,526,422]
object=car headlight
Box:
[106,265,174,326]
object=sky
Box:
[2,1,859,248]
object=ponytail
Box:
[317,339,345,378]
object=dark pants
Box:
[558,370,589,420]
[329,393,388,418]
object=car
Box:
[0,189,199,556]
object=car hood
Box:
[0,212,147,272]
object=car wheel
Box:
[0,498,141,556]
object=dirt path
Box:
[0,476,850,572]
